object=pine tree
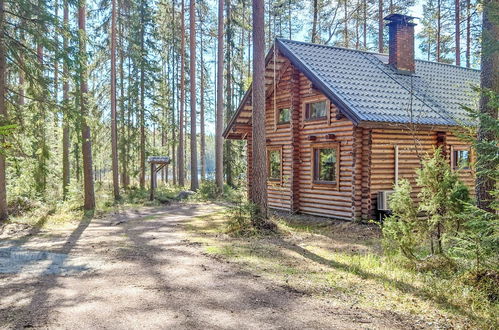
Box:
[189,0,198,191]
[78,0,95,210]
[62,0,70,199]
[476,0,499,212]
[111,0,120,199]
[251,0,268,222]
[0,0,7,221]
[178,0,186,187]
[215,0,224,191]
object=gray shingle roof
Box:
[277,39,480,126]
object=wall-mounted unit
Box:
[377,190,395,212]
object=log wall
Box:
[254,57,474,221]
[368,128,474,218]
[264,59,357,219]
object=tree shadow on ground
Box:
[10,212,94,328]
[270,238,477,322]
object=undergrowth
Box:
[186,211,499,329]
[1,181,184,230]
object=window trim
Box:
[267,147,283,183]
[275,107,291,126]
[303,99,330,123]
[451,146,471,171]
[311,142,340,188]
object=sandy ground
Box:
[1,203,417,329]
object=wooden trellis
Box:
[147,156,171,201]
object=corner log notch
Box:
[148,156,171,201]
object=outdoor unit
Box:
[377,190,395,212]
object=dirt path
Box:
[1,203,409,329]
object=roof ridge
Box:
[414,58,481,72]
[277,38,387,57]
[277,38,480,72]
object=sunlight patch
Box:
[0,244,97,277]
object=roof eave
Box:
[222,87,252,138]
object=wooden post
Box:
[150,163,156,201]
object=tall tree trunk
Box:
[344,0,348,47]
[54,0,59,122]
[466,0,471,68]
[215,0,224,191]
[225,0,234,187]
[119,0,128,189]
[139,0,146,189]
[78,0,95,210]
[110,0,120,199]
[378,0,383,53]
[476,0,499,212]
[18,52,25,128]
[363,0,367,49]
[251,0,268,221]
[36,0,47,194]
[455,0,461,65]
[172,2,177,185]
[62,0,70,199]
[0,0,8,221]
[189,0,198,191]
[312,0,318,43]
[171,0,177,185]
[437,0,441,62]
[200,27,206,182]
[178,0,185,187]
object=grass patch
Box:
[1,183,185,235]
[185,210,498,329]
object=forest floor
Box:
[0,202,490,329]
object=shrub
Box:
[416,148,470,254]
[225,201,259,236]
[448,204,499,273]
[382,179,420,259]
[382,149,470,259]
[7,196,39,217]
[196,180,220,200]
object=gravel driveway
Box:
[1,203,405,329]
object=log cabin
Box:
[223,14,480,221]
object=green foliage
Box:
[225,201,259,237]
[195,180,221,200]
[462,90,499,184]
[383,149,471,259]
[382,179,420,259]
[0,124,16,137]
[416,148,470,254]
[448,204,499,272]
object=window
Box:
[313,144,339,184]
[453,149,470,170]
[305,100,327,120]
[277,108,290,124]
[268,149,282,181]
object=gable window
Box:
[277,108,290,124]
[305,100,327,120]
[312,144,339,184]
[268,148,282,181]
[453,149,470,170]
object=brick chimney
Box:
[385,14,417,73]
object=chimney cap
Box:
[384,13,417,26]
